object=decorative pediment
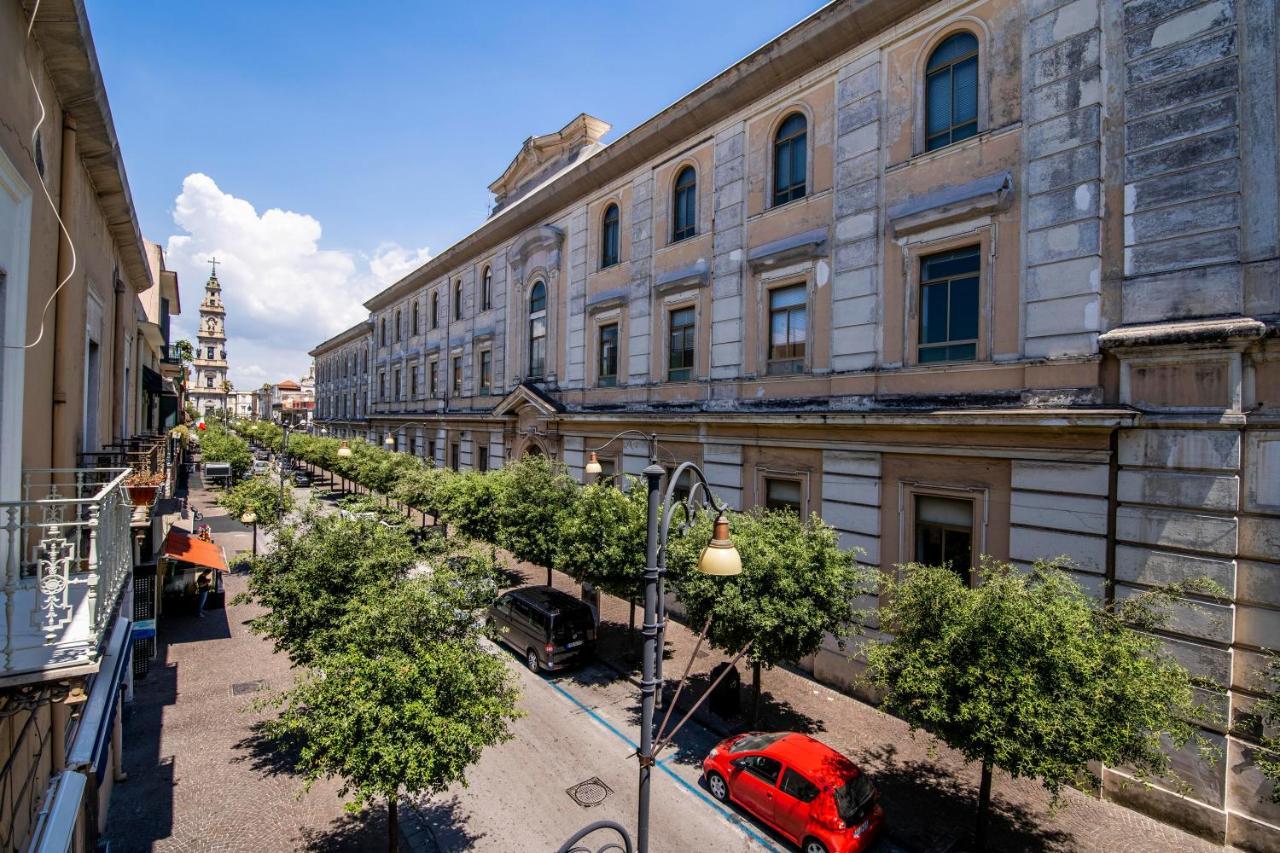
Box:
[491,381,565,418]
[489,113,610,209]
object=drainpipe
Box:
[1104,424,1119,608]
[110,275,127,443]
[50,116,78,470]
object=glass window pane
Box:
[921,282,949,344]
[949,275,980,341]
[926,70,952,136]
[770,285,806,310]
[792,138,806,193]
[774,142,791,195]
[948,342,977,362]
[953,57,979,123]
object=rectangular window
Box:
[381,317,387,346]
[598,323,619,387]
[478,350,492,395]
[429,361,439,397]
[764,478,803,514]
[378,372,386,401]
[410,366,418,398]
[452,356,463,396]
[919,247,979,363]
[668,307,696,382]
[477,445,489,472]
[412,303,420,336]
[450,442,460,472]
[428,439,437,461]
[394,369,401,401]
[431,292,439,329]
[767,284,807,374]
[915,495,974,584]
[409,435,418,456]
[206,346,214,360]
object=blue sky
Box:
[86,0,827,386]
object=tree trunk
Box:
[751,661,762,726]
[546,565,552,587]
[974,757,993,852]
[387,797,398,853]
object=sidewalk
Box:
[103,472,391,852]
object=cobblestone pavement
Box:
[103,474,391,852]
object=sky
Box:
[85,0,829,390]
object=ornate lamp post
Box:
[240,510,258,559]
[573,431,741,853]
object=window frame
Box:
[451,354,463,397]
[771,111,809,207]
[899,481,989,589]
[666,304,697,383]
[528,280,548,379]
[924,31,980,153]
[431,291,439,329]
[412,302,420,336]
[454,279,463,321]
[917,245,981,365]
[481,266,492,311]
[600,203,621,269]
[672,166,697,242]
[597,322,619,388]
[478,348,492,395]
[765,281,809,375]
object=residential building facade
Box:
[311,0,1279,846]
[0,1,184,848]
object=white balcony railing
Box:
[0,468,133,683]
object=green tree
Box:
[864,560,1218,851]
[198,424,253,479]
[244,508,421,665]
[493,455,577,585]
[392,464,451,519]
[668,507,874,723]
[218,475,295,528]
[260,563,521,851]
[554,478,646,600]
[172,338,194,363]
[434,469,507,543]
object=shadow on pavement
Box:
[296,804,390,852]
[853,743,1073,853]
[232,719,304,780]
[412,795,487,851]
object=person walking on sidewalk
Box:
[195,570,213,618]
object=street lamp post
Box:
[240,511,258,559]
[279,422,291,505]
[579,432,741,853]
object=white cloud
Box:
[165,173,429,389]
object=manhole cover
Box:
[230,680,265,696]
[566,777,613,808]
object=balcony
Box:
[0,468,135,685]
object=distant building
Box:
[187,263,232,417]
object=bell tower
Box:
[189,259,231,417]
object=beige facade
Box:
[313,0,1278,845]
[0,1,182,849]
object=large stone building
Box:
[0,0,184,848]
[311,0,1279,845]
[188,263,231,417]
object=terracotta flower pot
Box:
[127,485,159,507]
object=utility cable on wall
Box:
[4,0,79,351]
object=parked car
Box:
[252,459,270,476]
[292,469,312,486]
[488,586,596,673]
[702,732,884,853]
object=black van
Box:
[489,586,597,673]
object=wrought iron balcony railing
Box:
[0,468,134,683]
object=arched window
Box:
[672,166,697,242]
[925,32,979,151]
[528,280,547,378]
[601,203,620,268]
[481,266,492,311]
[431,291,439,329]
[773,113,808,206]
[454,280,463,321]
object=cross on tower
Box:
[208,257,220,277]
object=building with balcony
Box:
[0,1,183,848]
[312,0,1280,845]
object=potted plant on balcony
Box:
[125,470,166,508]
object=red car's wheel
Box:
[803,840,829,853]
[706,771,728,802]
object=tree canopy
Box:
[218,474,294,528]
[668,507,875,720]
[864,559,1217,849]
[554,478,647,600]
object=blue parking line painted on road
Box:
[544,678,782,852]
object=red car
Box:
[702,731,884,853]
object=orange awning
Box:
[162,528,229,572]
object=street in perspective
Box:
[1,1,1279,852]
